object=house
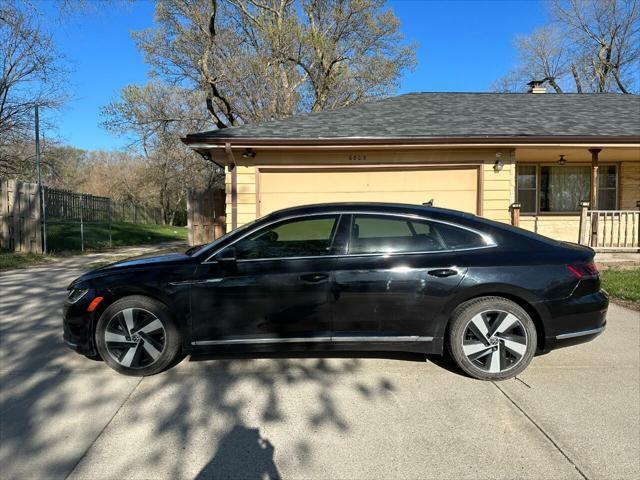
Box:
[183,91,640,247]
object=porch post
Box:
[578,201,589,245]
[509,202,521,227]
[589,148,601,246]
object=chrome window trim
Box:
[332,335,434,343]
[555,325,605,340]
[203,210,496,264]
[192,334,434,346]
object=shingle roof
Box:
[184,92,640,143]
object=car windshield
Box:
[184,218,262,257]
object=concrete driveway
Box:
[1,247,638,480]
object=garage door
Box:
[258,167,479,215]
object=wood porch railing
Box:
[578,204,640,251]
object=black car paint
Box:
[63,203,607,358]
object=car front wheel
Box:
[95,295,182,376]
[447,296,537,381]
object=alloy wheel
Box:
[461,310,528,374]
[104,308,166,369]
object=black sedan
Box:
[63,203,607,380]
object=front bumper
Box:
[62,291,100,356]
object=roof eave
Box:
[182,135,640,149]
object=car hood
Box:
[97,251,193,270]
[69,250,196,288]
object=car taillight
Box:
[566,262,599,279]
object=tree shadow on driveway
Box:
[1,254,405,479]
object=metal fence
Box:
[42,187,163,252]
[110,201,162,225]
[2,178,167,253]
[43,187,113,252]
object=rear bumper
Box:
[555,325,606,340]
[550,324,606,350]
[540,290,608,351]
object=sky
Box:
[40,0,549,151]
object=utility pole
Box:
[35,105,41,184]
[35,104,47,253]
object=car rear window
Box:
[348,215,486,255]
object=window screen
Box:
[597,165,617,210]
[516,165,537,213]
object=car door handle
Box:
[428,268,458,278]
[299,273,329,283]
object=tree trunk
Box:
[548,78,563,93]
[571,64,583,93]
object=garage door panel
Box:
[260,169,477,193]
[259,167,478,215]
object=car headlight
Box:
[67,288,89,304]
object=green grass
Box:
[46,222,187,252]
[600,267,640,304]
[1,223,187,270]
[0,249,53,271]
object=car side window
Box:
[432,222,487,250]
[348,215,485,254]
[232,215,339,260]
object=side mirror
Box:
[215,247,237,263]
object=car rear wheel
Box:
[95,296,182,376]
[447,297,537,381]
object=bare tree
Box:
[0,1,68,178]
[101,82,221,225]
[494,0,639,93]
[132,0,416,128]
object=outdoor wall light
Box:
[558,154,566,165]
[242,148,257,158]
[493,158,504,172]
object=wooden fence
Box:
[187,188,225,246]
[0,178,42,253]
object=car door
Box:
[190,214,344,344]
[331,213,484,341]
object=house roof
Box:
[184,92,640,146]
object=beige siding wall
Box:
[620,162,640,209]
[482,151,515,223]
[225,166,258,227]
[519,216,582,243]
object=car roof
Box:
[266,202,477,221]
[263,202,565,248]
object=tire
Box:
[95,295,182,376]
[447,296,537,381]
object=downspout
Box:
[225,142,238,230]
